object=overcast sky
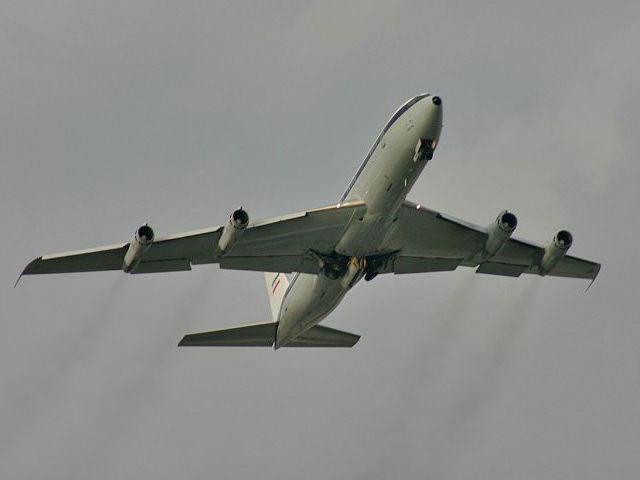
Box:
[1,1,639,478]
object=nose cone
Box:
[422,94,443,137]
[410,94,442,157]
[429,94,443,118]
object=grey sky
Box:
[1,1,639,478]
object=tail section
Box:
[264,272,290,321]
[178,322,359,348]
[179,322,277,346]
[177,273,360,348]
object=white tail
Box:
[263,272,290,321]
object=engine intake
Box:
[217,207,249,254]
[540,230,573,274]
[123,224,154,273]
[484,210,517,258]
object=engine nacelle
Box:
[484,210,517,258]
[540,230,573,274]
[217,207,249,254]
[123,224,154,273]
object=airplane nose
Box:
[427,95,443,124]
[422,94,443,147]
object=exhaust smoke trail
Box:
[3,268,217,477]
[1,276,127,452]
[358,275,543,478]
[358,272,481,478]
[55,269,218,479]
[427,278,542,459]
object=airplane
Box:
[19,93,600,349]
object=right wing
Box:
[380,201,600,281]
[20,201,367,279]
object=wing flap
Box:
[476,261,527,277]
[143,228,219,263]
[132,259,192,274]
[219,255,319,274]
[393,256,462,274]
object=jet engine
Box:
[123,224,154,273]
[540,230,573,274]
[217,207,249,254]
[483,210,517,258]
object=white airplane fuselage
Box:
[275,94,443,348]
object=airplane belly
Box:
[275,274,348,348]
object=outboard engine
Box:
[540,230,573,274]
[123,224,154,273]
[217,207,249,255]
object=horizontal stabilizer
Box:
[178,322,277,347]
[287,324,360,347]
[178,322,360,348]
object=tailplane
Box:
[264,272,290,321]
[179,273,360,348]
[178,322,360,348]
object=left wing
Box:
[20,201,367,279]
[380,201,600,281]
